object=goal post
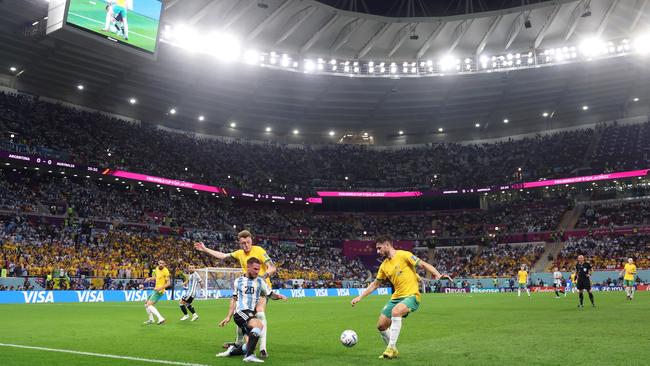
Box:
[195,267,243,300]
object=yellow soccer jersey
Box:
[230,246,273,287]
[115,0,127,7]
[376,250,421,301]
[624,263,637,281]
[153,267,170,293]
[517,270,528,284]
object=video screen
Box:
[65,0,163,54]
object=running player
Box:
[350,235,452,359]
[517,265,531,297]
[620,258,637,301]
[552,267,565,298]
[143,260,170,325]
[216,257,287,363]
[194,230,278,358]
[576,255,595,308]
[179,265,201,321]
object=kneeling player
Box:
[179,265,201,321]
[217,257,286,363]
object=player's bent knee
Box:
[391,304,409,317]
[248,318,264,330]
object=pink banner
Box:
[111,170,221,193]
[307,197,323,204]
[343,240,415,257]
[522,169,648,189]
[317,191,423,198]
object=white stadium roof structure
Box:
[0,0,649,144]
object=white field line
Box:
[0,343,211,366]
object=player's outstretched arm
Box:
[351,280,381,306]
[194,241,230,260]
[219,297,236,327]
[419,261,452,281]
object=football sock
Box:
[187,304,196,314]
[588,292,594,305]
[229,345,245,356]
[579,292,584,305]
[388,317,402,348]
[379,329,390,345]
[180,305,188,315]
[245,328,261,357]
[235,326,245,345]
[256,312,267,351]
[555,290,560,297]
[148,305,163,321]
[145,306,154,321]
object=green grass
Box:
[1,292,649,365]
[67,0,159,52]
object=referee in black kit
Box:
[576,255,595,308]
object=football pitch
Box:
[67,0,159,53]
[1,292,649,366]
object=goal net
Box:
[195,267,243,300]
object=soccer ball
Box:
[340,330,358,347]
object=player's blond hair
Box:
[238,230,252,239]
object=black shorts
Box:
[233,310,256,335]
[577,279,591,291]
[181,295,194,304]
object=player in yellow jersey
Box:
[517,265,530,297]
[351,235,452,359]
[194,230,279,358]
[143,260,170,325]
[620,258,637,301]
[569,272,578,293]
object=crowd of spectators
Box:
[553,235,650,271]
[578,200,650,228]
[468,244,545,277]
[3,92,646,196]
[0,213,370,290]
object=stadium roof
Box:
[0,0,649,144]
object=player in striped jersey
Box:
[195,230,279,358]
[552,267,565,298]
[179,265,201,321]
[216,257,286,363]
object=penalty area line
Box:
[0,343,211,366]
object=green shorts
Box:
[518,283,527,288]
[624,280,635,287]
[148,291,164,304]
[381,296,420,319]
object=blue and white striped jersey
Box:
[233,276,270,312]
[186,272,202,298]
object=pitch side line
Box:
[67,12,157,41]
[0,343,211,366]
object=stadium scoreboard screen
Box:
[47,0,163,58]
